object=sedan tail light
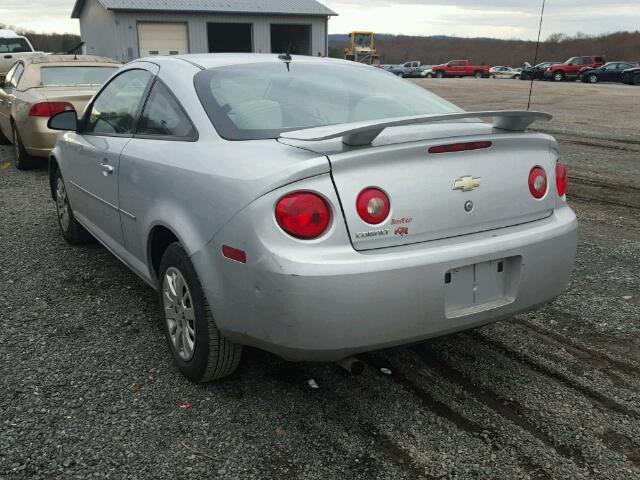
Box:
[275,192,331,239]
[556,162,568,197]
[356,188,391,224]
[528,166,548,199]
[29,102,75,118]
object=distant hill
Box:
[329,31,640,67]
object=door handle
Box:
[100,163,114,175]
[4,55,12,59]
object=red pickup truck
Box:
[431,60,490,78]
[544,55,606,81]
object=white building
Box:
[71,0,337,62]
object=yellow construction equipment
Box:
[344,31,380,65]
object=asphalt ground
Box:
[1,78,639,479]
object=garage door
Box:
[138,23,188,57]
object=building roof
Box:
[71,0,337,18]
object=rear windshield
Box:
[194,62,462,140]
[0,38,31,53]
[40,66,118,86]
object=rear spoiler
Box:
[280,110,552,147]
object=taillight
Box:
[356,188,391,224]
[275,192,331,239]
[556,162,568,197]
[528,166,548,199]
[428,141,492,154]
[29,102,75,117]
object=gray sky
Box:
[1,0,639,40]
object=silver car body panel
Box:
[50,54,578,361]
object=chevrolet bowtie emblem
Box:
[453,176,481,192]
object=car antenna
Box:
[527,0,546,110]
[65,41,86,60]
[278,43,292,71]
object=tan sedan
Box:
[0,54,120,169]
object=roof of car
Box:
[25,54,121,65]
[135,53,363,70]
[72,0,336,18]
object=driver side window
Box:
[84,69,152,136]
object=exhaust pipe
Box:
[337,357,364,375]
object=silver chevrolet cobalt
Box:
[47,54,578,382]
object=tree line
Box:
[1,25,81,53]
[330,31,640,67]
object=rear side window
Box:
[0,38,30,53]
[137,80,196,139]
[7,62,25,88]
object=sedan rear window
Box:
[40,66,118,86]
[194,61,461,140]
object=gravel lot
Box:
[1,79,639,480]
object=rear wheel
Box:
[435,71,445,78]
[474,70,483,78]
[514,74,520,80]
[159,243,242,382]
[54,169,93,244]
[12,125,38,170]
[634,74,640,86]
[0,125,9,145]
[552,71,565,82]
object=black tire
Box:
[552,71,565,82]
[514,74,520,80]
[158,243,242,383]
[588,74,598,84]
[473,70,483,78]
[53,168,93,245]
[0,125,9,145]
[12,124,38,170]
[426,73,433,78]
[435,71,445,78]
[634,74,640,86]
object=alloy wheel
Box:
[163,267,196,361]
[55,178,70,232]
[589,74,598,84]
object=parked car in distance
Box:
[420,66,434,78]
[579,62,639,84]
[47,53,577,383]
[621,66,640,86]
[544,56,606,82]
[0,30,42,80]
[387,61,431,78]
[431,60,490,78]
[0,54,120,169]
[519,62,561,81]
[489,66,521,79]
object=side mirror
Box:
[48,110,78,131]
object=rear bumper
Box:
[16,117,58,158]
[195,203,578,361]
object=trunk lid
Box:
[325,131,556,251]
